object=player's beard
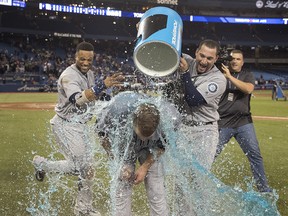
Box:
[196,62,208,74]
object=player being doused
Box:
[96,91,181,216]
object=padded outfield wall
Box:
[0,84,57,92]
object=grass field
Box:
[0,90,287,215]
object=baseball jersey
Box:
[218,69,255,128]
[97,91,181,161]
[54,64,95,123]
[182,53,226,122]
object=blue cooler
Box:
[133,7,183,77]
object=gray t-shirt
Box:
[182,53,226,122]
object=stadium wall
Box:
[0,84,57,92]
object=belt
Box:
[183,120,214,126]
[57,114,85,124]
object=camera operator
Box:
[214,49,272,193]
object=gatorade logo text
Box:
[172,20,178,45]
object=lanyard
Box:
[228,73,240,89]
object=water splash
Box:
[26,114,111,215]
[158,94,280,216]
[25,92,280,215]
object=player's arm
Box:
[178,57,207,107]
[97,131,114,159]
[141,148,165,170]
[181,72,207,107]
[134,148,165,185]
[134,137,166,185]
[69,73,125,108]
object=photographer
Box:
[214,49,272,193]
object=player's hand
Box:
[104,73,125,88]
[134,165,148,185]
[178,57,189,74]
[119,164,134,182]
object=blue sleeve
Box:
[69,92,80,104]
[181,72,207,107]
[92,79,105,95]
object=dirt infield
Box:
[252,116,288,121]
[0,102,55,110]
[0,102,287,121]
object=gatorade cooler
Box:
[133,7,183,77]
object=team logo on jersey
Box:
[207,82,218,93]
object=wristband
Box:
[180,67,190,75]
[91,79,105,96]
[183,67,190,73]
[76,89,94,106]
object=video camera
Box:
[215,47,233,73]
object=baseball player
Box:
[32,41,124,216]
[163,39,226,215]
[96,91,181,216]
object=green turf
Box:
[0,91,287,215]
[0,109,55,215]
[251,90,288,117]
[0,92,58,103]
[212,120,288,215]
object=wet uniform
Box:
[179,53,226,170]
[97,91,181,216]
[48,64,97,213]
[50,63,96,172]
[166,53,226,216]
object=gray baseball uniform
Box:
[172,53,226,216]
[49,63,96,172]
[182,53,226,124]
[97,91,181,216]
[178,53,226,170]
[54,64,96,123]
[45,64,97,213]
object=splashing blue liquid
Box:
[26,92,280,215]
[158,94,280,216]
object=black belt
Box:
[183,120,214,126]
[57,114,85,124]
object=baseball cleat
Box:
[32,155,46,181]
[35,170,46,182]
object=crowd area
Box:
[0,36,128,87]
[0,34,287,91]
[0,34,176,91]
